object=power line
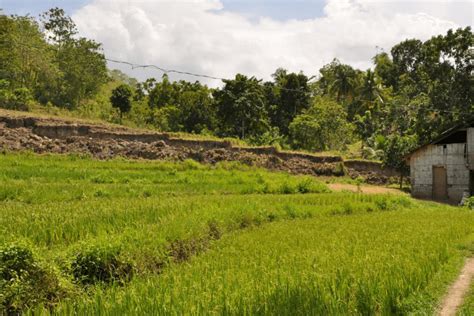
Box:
[7,39,474,116]
[105,57,317,94]
[106,58,227,81]
[104,58,472,115]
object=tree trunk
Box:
[399,173,403,189]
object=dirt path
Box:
[438,258,474,316]
[328,183,404,195]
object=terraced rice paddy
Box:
[1,152,473,315]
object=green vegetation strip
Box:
[458,281,474,315]
[44,210,474,315]
[0,152,473,315]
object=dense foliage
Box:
[110,84,132,120]
[0,8,107,109]
[0,8,472,168]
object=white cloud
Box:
[72,0,471,85]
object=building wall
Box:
[410,143,469,202]
[468,128,474,170]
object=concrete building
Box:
[406,119,474,203]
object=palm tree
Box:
[328,64,357,103]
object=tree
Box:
[109,69,138,87]
[0,14,59,104]
[381,134,417,189]
[40,7,77,45]
[269,69,311,135]
[289,97,354,151]
[318,59,359,104]
[110,84,133,120]
[40,8,108,108]
[149,105,182,132]
[213,74,269,139]
[178,82,217,133]
[148,74,178,109]
[57,38,108,107]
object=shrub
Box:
[93,190,111,198]
[375,199,388,211]
[333,162,346,176]
[297,178,313,194]
[0,245,63,314]
[71,246,133,285]
[296,177,329,194]
[90,175,115,184]
[464,197,474,209]
[182,159,203,170]
[208,220,222,240]
[279,182,296,194]
[0,80,32,111]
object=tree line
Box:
[1,8,473,173]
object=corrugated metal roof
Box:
[405,117,474,160]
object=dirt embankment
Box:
[0,113,397,182]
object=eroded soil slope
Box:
[0,111,395,182]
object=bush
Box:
[0,245,63,314]
[0,80,32,111]
[297,178,313,193]
[182,159,203,170]
[464,196,474,209]
[333,162,346,176]
[71,246,133,285]
[297,177,330,194]
[279,182,296,194]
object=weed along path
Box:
[438,258,474,316]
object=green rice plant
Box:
[44,209,474,315]
[1,152,473,315]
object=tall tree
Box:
[214,74,269,139]
[177,82,217,133]
[40,8,108,108]
[289,97,354,151]
[318,59,359,104]
[0,14,58,104]
[110,84,133,120]
[148,74,178,109]
[269,69,311,135]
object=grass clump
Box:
[0,244,65,314]
[71,246,133,286]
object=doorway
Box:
[433,166,448,200]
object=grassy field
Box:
[1,152,473,315]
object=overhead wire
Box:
[105,57,316,93]
[6,39,473,116]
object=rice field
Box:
[459,283,474,315]
[1,152,473,315]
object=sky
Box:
[2,0,473,85]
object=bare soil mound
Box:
[0,111,396,182]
